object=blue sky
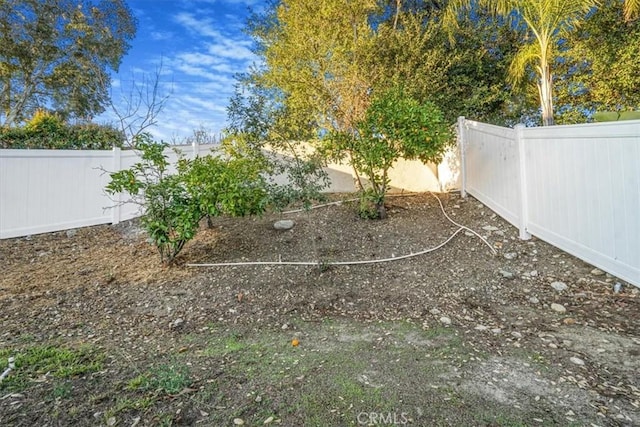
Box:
[100,0,264,142]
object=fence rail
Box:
[459,117,640,288]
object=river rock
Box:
[570,356,585,366]
[550,281,568,292]
[274,220,295,230]
[500,270,514,279]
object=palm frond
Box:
[508,42,541,85]
[625,0,640,21]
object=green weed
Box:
[0,344,104,392]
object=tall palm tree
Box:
[445,0,598,126]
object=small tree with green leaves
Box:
[326,87,451,219]
[105,135,201,264]
[179,140,271,227]
[106,135,273,264]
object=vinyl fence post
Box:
[515,124,531,240]
[192,140,199,159]
[111,146,122,225]
[457,116,467,198]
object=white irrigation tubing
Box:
[187,192,496,268]
[281,192,419,215]
[0,357,15,382]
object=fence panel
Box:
[0,149,114,238]
[0,144,220,239]
[462,120,521,228]
[461,118,640,287]
[522,121,640,286]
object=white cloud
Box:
[206,41,255,62]
[177,95,228,113]
[174,12,221,38]
[101,3,262,140]
[150,31,174,41]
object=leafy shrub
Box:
[180,142,270,221]
[67,124,125,149]
[325,87,452,218]
[106,135,200,264]
[0,110,124,149]
[25,110,66,134]
[106,130,331,264]
[106,135,274,264]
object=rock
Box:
[529,270,538,277]
[491,328,502,334]
[511,331,523,339]
[274,220,295,230]
[482,225,499,231]
[504,252,517,260]
[551,303,566,313]
[255,395,262,403]
[66,229,77,238]
[439,316,451,325]
[499,270,514,279]
[570,356,585,366]
[263,417,274,425]
[429,308,441,315]
[281,323,289,330]
[590,268,605,276]
[550,281,568,292]
[107,417,116,427]
[528,297,540,304]
[613,282,623,293]
[464,231,474,237]
[474,325,488,331]
[233,418,245,425]
[171,318,184,329]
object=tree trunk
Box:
[376,201,387,219]
[393,0,401,30]
[538,59,554,126]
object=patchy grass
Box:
[0,318,615,426]
[0,344,104,393]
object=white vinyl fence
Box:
[0,143,218,239]
[1,144,447,240]
[458,117,640,288]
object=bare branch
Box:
[106,58,172,146]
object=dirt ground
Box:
[1,192,638,426]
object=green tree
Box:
[225,78,330,210]
[249,0,380,139]
[0,0,136,125]
[554,0,640,122]
[372,6,529,125]
[445,0,598,126]
[106,135,271,264]
[325,87,451,219]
